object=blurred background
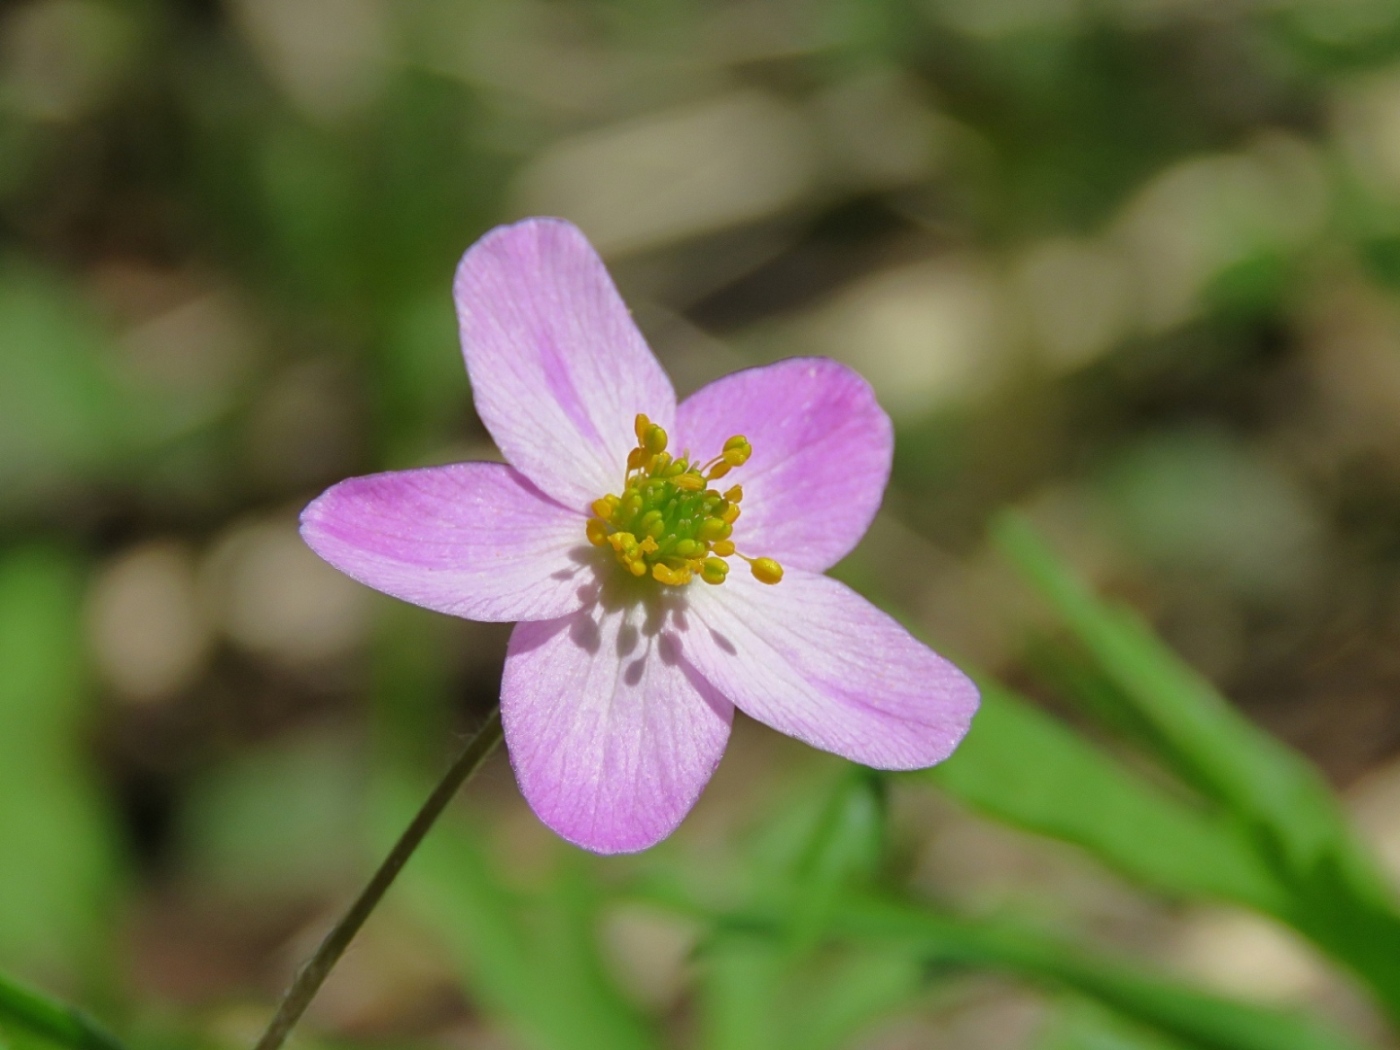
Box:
[8,0,1400,1046]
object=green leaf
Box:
[0,547,122,977]
[698,935,920,1050]
[785,949,923,1050]
[991,513,1351,871]
[833,898,1371,1050]
[0,970,126,1050]
[535,856,660,1050]
[639,880,1368,1050]
[990,514,1400,1020]
[1037,998,1193,1050]
[696,935,786,1050]
[928,684,1287,913]
[785,769,886,952]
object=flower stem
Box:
[252,707,504,1050]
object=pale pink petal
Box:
[681,569,977,769]
[502,599,732,853]
[455,218,676,510]
[300,462,593,623]
[675,357,892,572]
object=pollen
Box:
[585,414,784,588]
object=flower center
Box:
[585,414,784,588]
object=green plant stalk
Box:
[991,513,1400,1023]
[632,878,1369,1050]
[833,898,1367,1050]
[252,707,503,1050]
[0,971,127,1050]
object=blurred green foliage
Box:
[0,549,120,981]
[7,0,1400,1047]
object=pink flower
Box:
[300,218,979,854]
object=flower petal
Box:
[675,357,892,572]
[300,462,593,623]
[682,568,977,769]
[502,599,732,853]
[455,218,676,509]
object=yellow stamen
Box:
[750,557,783,585]
[587,420,778,588]
[701,558,729,584]
[698,518,731,542]
[652,563,691,586]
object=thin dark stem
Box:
[253,707,504,1050]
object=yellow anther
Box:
[652,563,691,586]
[673,538,703,558]
[698,517,731,542]
[721,503,740,524]
[644,425,668,455]
[628,559,648,577]
[708,461,731,480]
[724,485,743,503]
[627,447,648,471]
[609,531,639,555]
[750,557,783,585]
[634,414,651,442]
[701,558,729,585]
[650,452,672,475]
[586,518,609,546]
[722,435,751,467]
[674,472,705,492]
[711,539,735,557]
[592,496,618,520]
[639,536,659,554]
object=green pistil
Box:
[586,414,780,588]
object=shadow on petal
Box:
[617,622,640,657]
[568,611,602,654]
[708,628,737,655]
